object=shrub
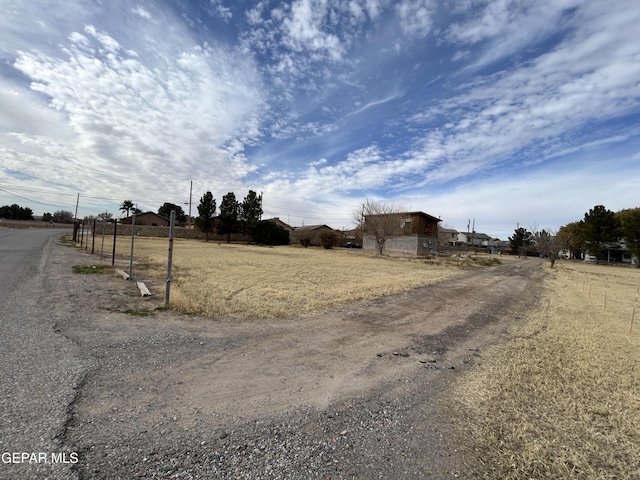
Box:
[252,220,290,246]
[299,236,311,248]
[319,231,338,249]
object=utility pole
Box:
[188,180,193,227]
[471,219,475,251]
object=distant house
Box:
[363,211,441,257]
[456,231,498,248]
[120,212,169,227]
[438,228,459,247]
[290,224,335,246]
[586,240,636,265]
[266,217,294,234]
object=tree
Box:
[158,203,186,223]
[535,229,561,268]
[354,198,408,255]
[319,230,338,249]
[0,204,33,220]
[218,192,240,243]
[557,222,584,259]
[53,210,74,223]
[618,208,640,267]
[241,190,263,240]
[42,212,53,222]
[120,200,134,217]
[580,205,621,264]
[252,220,289,245]
[509,227,534,257]
[195,191,216,241]
[97,212,113,222]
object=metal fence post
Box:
[112,220,117,266]
[91,219,96,254]
[165,210,176,308]
[128,213,136,280]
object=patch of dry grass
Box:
[450,261,640,479]
[98,237,480,319]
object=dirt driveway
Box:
[47,243,546,479]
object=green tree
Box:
[120,200,134,217]
[0,204,33,220]
[195,191,216,241]
[217,192,240,243]
[618,208,640,267]
[241,190,263,240]
[557,221,584,259]
[158,203,186,223]
[42,212,53,222]
[509,227,533,257]
[580,205,621,264]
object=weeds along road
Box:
[1,233,546,479]
[0,228,85,480]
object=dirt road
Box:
[5,235,547,479]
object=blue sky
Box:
[1,0,638,239]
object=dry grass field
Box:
[451,260,640,479]
[92,236,483,319]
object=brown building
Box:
[363,211,441,257]
[120,212,169,227]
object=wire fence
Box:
[556,260,640,334]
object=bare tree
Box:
[535,228,561,268]
[354,198,408,255]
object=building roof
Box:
[266,217,293,231]
[120,211,169,224]
[293,224,333,232]
[364,211,441,222]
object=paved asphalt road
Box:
[0,228,85,479]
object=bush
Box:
[319,231,338,249]
[299,236,311,248]
[251,220,290,246]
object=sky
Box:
[1,0,639,239]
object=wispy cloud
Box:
[0,0,638,238]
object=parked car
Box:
[344,242,362,249]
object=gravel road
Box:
[1,230,546,479]
[0,228,85,479]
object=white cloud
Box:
[395,0,435,37]
[447,0,583,70]
[209,0,233,22]
[280,0,346,61]
[5,15,265,207]
[132,6,152,20]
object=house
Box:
[438,228,459,247]
[290,224,335,246]
[586,240,636,265]
[363,211,441,257]
[266,217,294,234]
[456,231,497,248]
[120,212,169,227]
